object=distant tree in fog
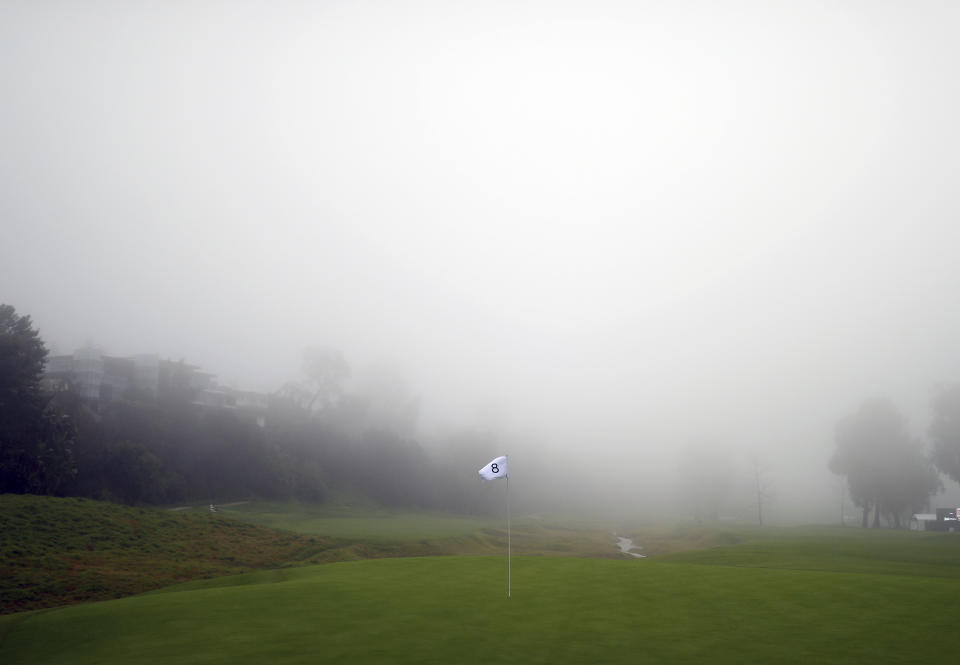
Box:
[750,453,774,526]
[274,347,350,417]
[882,442,941,526]
[830,399,939,528]
[302,347,350,411]
[931,384,960,486]
[677,443,735,521]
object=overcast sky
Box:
[3,1,959,517]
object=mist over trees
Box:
[0,304,503,512]
[3,1,960,533]
[751,454,774,527]
[6,301,960,526]
[676,443,735,521]
[829,399,941,528]
[931,385,960,487]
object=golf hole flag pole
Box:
[478,455,510,597]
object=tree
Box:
[273,347,350,417]
[881,442,941,527]
[0,304,75,493]
[750,453,774,526]
[98,441,164,505]
[0,304,47,436]
[302,346,349,412]
[931,384,960,485]
[830,399,939,528]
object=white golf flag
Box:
[479,455,508,481]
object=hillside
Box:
[0,495,347,614]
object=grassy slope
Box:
[0,495,349,614]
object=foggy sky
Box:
[3,1,960,520]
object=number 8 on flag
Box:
[479,455,508,481]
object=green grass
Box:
[7,496,960,664]
[654,524,960,578]
[212,500,622,558]
[2,554,959,665]
[0,496,617,615]
[216,500,501,540]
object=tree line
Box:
[7,301,960,525]
[0,304,501,513]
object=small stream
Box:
[615,534,646,558]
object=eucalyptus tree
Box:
[831,398,939,528]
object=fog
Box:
[3,1,960,522]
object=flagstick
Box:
[507,474,511,598]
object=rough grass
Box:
[0,495,349,614]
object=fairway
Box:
[212,501,620,558]
[2,552,959,665]
[217,501,501,540]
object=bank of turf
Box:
[0,495,350,614]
